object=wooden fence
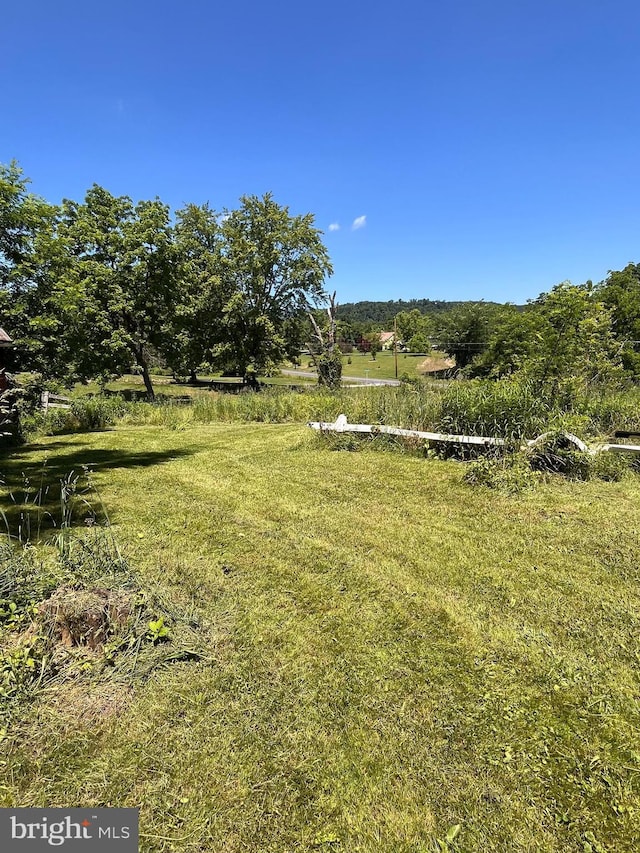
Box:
[40,391,72,413]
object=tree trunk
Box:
[141,364,155,399]
[189,371,198,384]
[243,370,259,390]
[135,350,155,400]
[128,342,156,399]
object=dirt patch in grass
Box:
[44,681,133,727]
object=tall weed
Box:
[38,380,640,441]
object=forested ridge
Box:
[337,298,507,324]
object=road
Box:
[280,369,401,387]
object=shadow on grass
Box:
[0,445,197,540]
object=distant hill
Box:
[336,298,504,325]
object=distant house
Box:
[379,331,396,350]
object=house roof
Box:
[0,328,13,346]
[379,331,395,342]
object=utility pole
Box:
[394,315,398,379]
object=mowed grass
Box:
[2,424,640,852]
[289,350,434,381]
[73,372,315,398]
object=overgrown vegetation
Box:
[0,469,203,733]
[462,438,633,496]
[42,377,640,442]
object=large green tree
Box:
[169,203,226,381]
[395,308,432,352]
[526,282,622,385]
[60,185,178,397]
[597,263,640,375]
[468,305,544,378]
[433,303,497,369]
[215,193,332,381]
[0,161,66,376]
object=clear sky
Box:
[2,0,640,304]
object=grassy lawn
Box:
[292,350,404,380]
[69,354,439,397]
[1,423,640,852]
[290,350,448,381]
[72,373,316,398]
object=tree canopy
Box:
[0,164,333,396]
[215,194,332,380]
[2,159,640,395]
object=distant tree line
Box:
[336,298,507,325]
[334,277,640,386]
[421,276,640,385]
[0,161,333,397]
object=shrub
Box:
[14,374,65,418]
[589,451,631,482]
[0,385,23,445]
[70,395,128,430]
[463,453,538,494]
[317,352,343,390]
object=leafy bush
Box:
[464,433,633,491]
[14,374,65,417]
[463,453,538,494]
[588,451,631,482]
[317,351,343,390]
[0,385,23,445]
[21,394,129,438]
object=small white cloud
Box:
[328,222,340,231]
[352,215,366,230]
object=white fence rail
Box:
[308,414,640,455]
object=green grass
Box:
[26,377,640,447]
[73,373,315,398]
[289,350,434,381]
[2,424,640,852]
[72,375,205,398]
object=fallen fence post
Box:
[308,415,640,456]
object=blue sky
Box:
[3,0,640,304]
